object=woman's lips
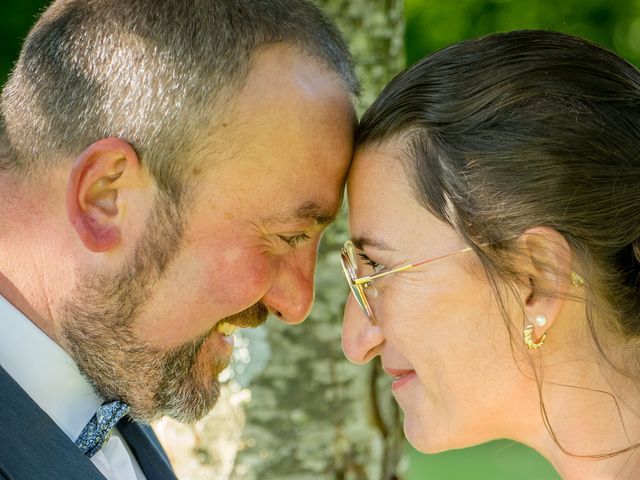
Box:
[385,367,417,391]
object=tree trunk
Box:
[154,2,406,478]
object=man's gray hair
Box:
[0,0,358,200]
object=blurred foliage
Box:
[406,0,640,67]
[0,1,48,86]
[407,442,561,480]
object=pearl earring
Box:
[523,324,546,350]
[534,314,548,328]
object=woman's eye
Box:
[278,233,310,247]
[357,253,385,273]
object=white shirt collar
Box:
[0,294,103,441]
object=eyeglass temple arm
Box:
[353,246,474,286]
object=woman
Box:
[340,30,640,478]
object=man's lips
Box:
[224,316,267,329]
[212,303,269,338]
[220,303,269,329]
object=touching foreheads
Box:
[0,0,359,201]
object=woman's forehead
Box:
[347,149,459,252]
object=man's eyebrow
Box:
[351,236,395,251]
[264,201,337,226]
[296,201,337,225]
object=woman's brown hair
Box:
[356,30,640,457]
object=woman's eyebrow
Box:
[351,236,395,251]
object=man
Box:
[0,1,358,478]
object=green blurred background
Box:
[3,1,639,479]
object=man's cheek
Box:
[207,250,274,310]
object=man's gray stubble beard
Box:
[58,191,226,423]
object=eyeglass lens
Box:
[341,247,371,316]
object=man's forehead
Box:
[261,200,340,226]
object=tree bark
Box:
[154,2,406,478]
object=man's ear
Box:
[66,138,147,252]
[516,226,573,340]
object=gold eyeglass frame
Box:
[340,240,474,323]
[340,239,586,325]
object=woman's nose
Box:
[341,295,384,364]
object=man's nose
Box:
[262,246,317,324]
[341,295,384,364]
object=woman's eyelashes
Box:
[358,253,385,273]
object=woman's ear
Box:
[515,226,574,341]
[66,138,149,252]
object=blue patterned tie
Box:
[75,400,130,458]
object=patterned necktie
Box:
[75,400,130,458]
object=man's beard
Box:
[59,192,268,423]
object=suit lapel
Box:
[0,366,106,480]
[118,418,177,480]
[0,365,177,480]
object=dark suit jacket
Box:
[0,366,177,480]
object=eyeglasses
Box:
[340,240,474,324]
